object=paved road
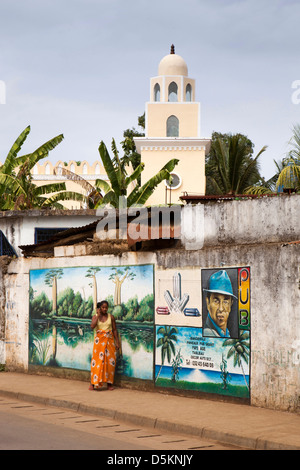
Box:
[0,396,244,451]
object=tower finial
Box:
[170,44,175,54]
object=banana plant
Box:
[96,140,179,208]
[0,126,85,209]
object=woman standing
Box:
[89,300,119,391]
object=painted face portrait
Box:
[206,293,233,334]
[203,270,237,338]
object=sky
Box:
[0,0,300,180]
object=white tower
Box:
[134,45,211,205]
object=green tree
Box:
[206,132,267,195]
[138,294,154,322]
[30,291,52,319]
[121,113,145,182]
[223,331,250,390]
[155,326,179,382]
[0,126,84,209]
[125,296,140,320]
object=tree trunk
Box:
[93,275,97,313]
[114,280,122,305]
[52,324,57,360]
[52,276,57,313]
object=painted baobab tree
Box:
[109,267,136,305]
[85,267,101,313]
[44,268,64,314]
[43,268,63,362]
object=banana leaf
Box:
[1,125,31,174]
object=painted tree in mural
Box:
[155,326,179,382]
[85,267,101,313]
[220,353,231,390]
[44,268,64,314]
[44,268,63,362]
[223,331,250,390]
[109,267,136,306]
[171,348,183,383]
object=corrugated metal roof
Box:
[179,193,280,202]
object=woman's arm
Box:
[91,313,99,330]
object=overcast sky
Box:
[0,0,299,180]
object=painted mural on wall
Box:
[29,264,154,380]
[155,267,250,398]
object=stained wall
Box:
[0,196,299,412]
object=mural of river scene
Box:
[29,264,154,381]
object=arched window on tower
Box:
[168,82,178,102]
[186,83,192,102]
[154,83,160,102]
[167,115,179,137]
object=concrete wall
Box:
[0,195,299,412]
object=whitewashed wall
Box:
[0,195,299,412]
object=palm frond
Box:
[94,178,111,194]
[34,182,67,196]
[276,160,300,190]
[98,141,121,197]
[1,125,31,174]
[15,134,64,169]
[40,191,88,207]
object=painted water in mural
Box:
[155,267,250,398]
[29,264,154,380]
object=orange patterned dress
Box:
[90,314,116,388]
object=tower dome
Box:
[158,45,188,76]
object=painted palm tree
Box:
[222,331,250,390]
[206,132,267,195]
[0,126,86,209]
[155,326,178,382]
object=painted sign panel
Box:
[29,264,154,381]
[154,267,251,398]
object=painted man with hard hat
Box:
[203,270,237,338]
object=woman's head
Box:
[97,300,108,309]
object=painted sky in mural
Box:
[30,264,154,303]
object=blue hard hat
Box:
[204,270,237,298]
